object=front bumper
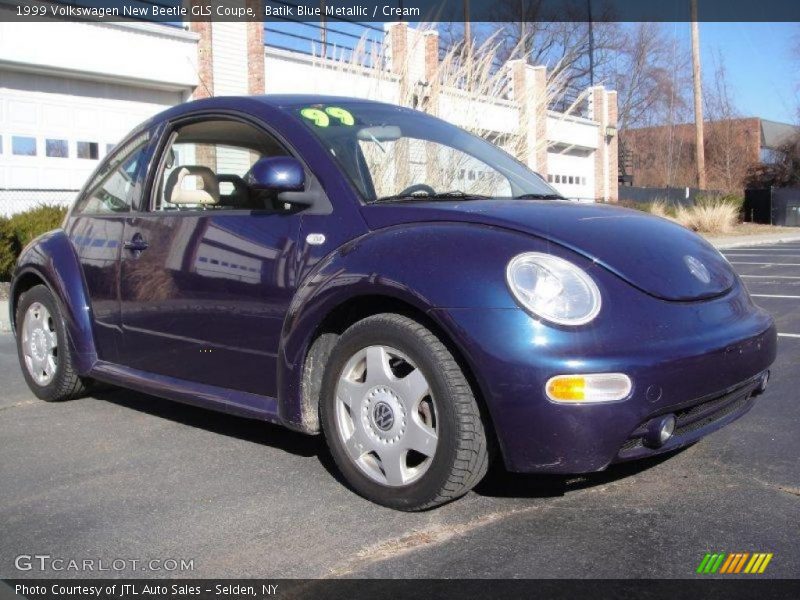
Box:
[431,280,777,474]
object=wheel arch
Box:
[279,290,499,459]
[10,230,97,375]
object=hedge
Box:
[0,205,68,281]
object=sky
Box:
[695,22,798,124]
[264,20,800,125]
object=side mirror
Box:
[246,156,305,192]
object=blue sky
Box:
[688,22,798,123]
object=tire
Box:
[15,284,88,402]
[320,313,489,510]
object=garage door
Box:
[0,70,182,204]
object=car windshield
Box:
[290,102,562,203]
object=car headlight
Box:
[506,252,601,326]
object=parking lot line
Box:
[740,275,800,279]
[725,254,800,258]
[778,333,800,338]
[750,294,800,299]
[731,261,800,267]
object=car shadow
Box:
[92,386,689,500]
[92,386,323,458]
[474,449,687,499]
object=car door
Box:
[64,130,153,363]
[117,116,306,399]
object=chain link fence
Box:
[0,189,77,218]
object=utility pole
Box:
[587,0,594,86]
[463,0,471,56]
[320,0,327,59]
[690,0,706,189]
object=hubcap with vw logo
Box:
[334,345,438,487]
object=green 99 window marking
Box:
[325,107,355,126]
[300,106,355,127]
[300,108,329,127]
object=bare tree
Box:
[606,23,692,130]
[703,54,754,193]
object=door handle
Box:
[123,234,149,253]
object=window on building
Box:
[555,175,561,183]
[106,143,115,155]
[77,141,99,160]
[547,174,553,182]
[12,136,37,156]
[0,135,3,154]
[46,139,69,158]
[568,176,574,184]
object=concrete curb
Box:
[0,300,9,333]
[708,232,800,249]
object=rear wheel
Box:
[320,313,489,510]
[15,285,88,402]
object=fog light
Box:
[545,373,632,403]
[645,415,676,448]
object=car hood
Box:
[361,200,736,302]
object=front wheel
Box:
[320,314,489,510]
[15,284,88,402]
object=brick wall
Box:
[622,117,761,192]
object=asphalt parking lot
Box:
[1,241,799,579]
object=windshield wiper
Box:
[513,193,564,200]
[370,190,491,204]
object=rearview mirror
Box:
[246,156,305,192]
[357,126,402,142]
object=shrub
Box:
[0,205,68,281]
[696,193,744,213]
[674,200,739,234]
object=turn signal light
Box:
[546,373,632,403]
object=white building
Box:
[0,16,618,216]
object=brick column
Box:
[386,23,409,92]
[509,61,548,175]
[188,17,213,99]
[246,0,264,94]
[422,30,439,114]
[385,23,411,189]
[591,86,607,201]
[606,90,619,202]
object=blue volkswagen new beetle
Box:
[11,96,776,510]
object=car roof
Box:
[127,95,420,147]
[252,95,399,109]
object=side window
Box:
[73,132,150,214]
[154,119,289,212]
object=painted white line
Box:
[725,254,800,258]
[750,294,800,299]
[778,333,800,338]
[731,261,800,267]
[740,275,800,279]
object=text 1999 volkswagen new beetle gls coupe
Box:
[11,96,776,510]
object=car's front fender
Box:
[11,229,97,375]
[276,222,549,431]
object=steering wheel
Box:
[398,183,436,197]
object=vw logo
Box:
[684,255,711,284]
[372,401,395,431]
